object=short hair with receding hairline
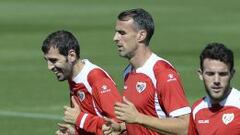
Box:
[118,8,154,46]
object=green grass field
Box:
[0,0,240,134]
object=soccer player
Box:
[188,43,240,135]
[102,8,191,135]
[41,30,122,135]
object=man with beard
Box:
[188,43,240,135]
[41,30,121,135]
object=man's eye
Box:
[118,31,126,35]
[205,72,214,76]
[219,72,229,76]
[50,59,57,63]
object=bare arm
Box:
[136,113,189,135]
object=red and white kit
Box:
[123,53,191,135]
[68,59,122,135]
[188,88,240,135]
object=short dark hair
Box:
[118,8,154,45]
[41,30,80,59]
[200,42,234,72]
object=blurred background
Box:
[0,0,239,134]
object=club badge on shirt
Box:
[222,113,234,125]
[78,91,85,102]
[136,81,146,93]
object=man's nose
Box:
[47,61,54,71]
[213,74,220,85]
[113,33,119,42]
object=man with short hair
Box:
[188,42,240,135]
[41,30,121,135]
[103,8,191,135]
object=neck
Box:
[211,87,232,105]
[129,45,152,69]
[71,59,85,80]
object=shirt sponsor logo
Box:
[100,85,111,94]
[222,113,234,125]
[78,91,85,102]
[136,82,146,93]
[167,74,177,82]
[198,119,209,124]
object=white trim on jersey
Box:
[137,53,174,87]
[73,59,115,94]
[92,99,103,117]
[124,53,190,118]
[137,53,158,88]
[220,88,240,108]
[192,88,240,120]
[72,59,113,117]
[80,113,88,129]
[73,59,96,94]
[154,92,167,118]
[169,107,191,117]
[192,98,210,120]
[123,53,174,88]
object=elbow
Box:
[176,124,188,135]
[177,114,190,135]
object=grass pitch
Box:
[0,0,239,134]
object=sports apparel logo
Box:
[136,82,146,93]
[167,74,176,82]
[100,85,111,94]
[78,91,85,102]
[222,113,234,125]
[198,119,209,124]
[123,85,127,90]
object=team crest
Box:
[78,91,85,102]
[136,81,146,93]
[222,113,234,125]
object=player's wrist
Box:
[135,113,144,124]
[120,122,126,133]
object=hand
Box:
[56,123,75,135]
[64,96,81,124]
[114,96,140,124]
[102,117,122,135]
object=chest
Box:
[195,107,240,135]
[71,83,96,114]
[123,73,157,111]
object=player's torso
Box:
[71,83,98,115]
[194,106,240,135]
[123,72,158,116]
[123,72,161,135]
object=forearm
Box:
[75,112,105,134]
[136,113,189,135]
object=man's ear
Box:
[137,30,147,43]
[198,68,203,80]
[67,49,77,63]
[230,69,235,79]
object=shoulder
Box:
[191,97,209,119]
[153,60,176,74]
[88,68,110,82]
[192,97,206,109]
[153,60,181,85]
[224,88,240,108]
